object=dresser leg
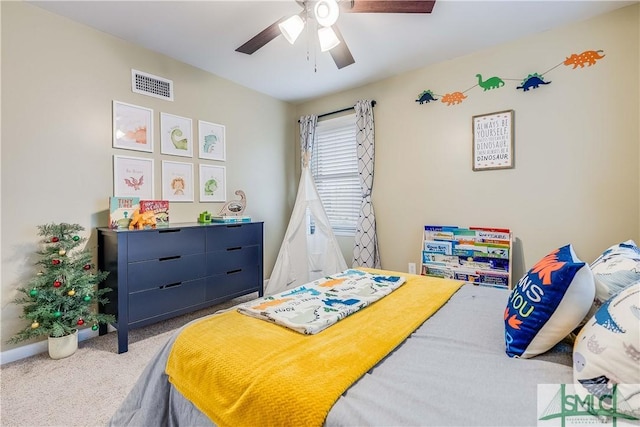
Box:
[117,326,129,354]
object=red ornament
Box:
[77,319,85,326]
[52,259,61,265]
[53,280,62,288]
[51,237,59,243]
[83,264,91,270]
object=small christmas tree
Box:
[8,223,115,343]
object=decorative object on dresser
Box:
[128,209,157,230]
[97,222,264,353]
[218,189,247,216]
[198,211,213,223]
[8,223,115,359]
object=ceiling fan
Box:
[235,0,436,69]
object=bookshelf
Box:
[420,225,513,289]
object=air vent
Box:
[131,69,173,101]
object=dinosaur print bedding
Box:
[237,269,406,334]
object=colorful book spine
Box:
[109,196,140,229]
[140,200,170,224]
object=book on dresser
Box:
[109,196,139,229]
[421,225,512,289]
[140,200,170,224]
[210,215,252,223]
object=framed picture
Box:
[160,112,193,157]
[112,101,153,153]
[113,155,154,199]
[162,161,194,202]
[472,110,515,171]
[199,164,226,202]
[198,120,226,161]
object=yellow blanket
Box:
[166,269,464,427]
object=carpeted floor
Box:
[0,293,257,427]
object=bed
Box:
[108,268,574,427]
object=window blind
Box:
[311,113,360,236]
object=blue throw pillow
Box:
[504,244,595,358]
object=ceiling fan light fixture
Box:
[314,0,339,27]
[318,26,340,52]
[279,14,305,44]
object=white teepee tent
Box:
[266,117,347,295]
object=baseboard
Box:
[0,326,115,365]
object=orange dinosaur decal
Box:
[563,50,605,69]
[319,278,347,288]
[252,298,293,310]
[530,249,566,285]
[441,92,467,106]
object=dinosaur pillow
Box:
[590,240,640,305]
[573,283,640,420]
[504,244,595,358]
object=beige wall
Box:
[297,4,640,281]
[0,2,297,351]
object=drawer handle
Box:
[159,229,181,234]
[159,255,181,262]
[226,224,241,228]
[227,269,242,275]
[227,247,242,252]
[160,282,182,289]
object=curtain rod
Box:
[299,100,377,122]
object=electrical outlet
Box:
[408,263,416,274]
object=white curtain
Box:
[352,100,381,268]
[266,116,347,295]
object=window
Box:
[311,114,360,236]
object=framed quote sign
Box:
[472,110,514,171]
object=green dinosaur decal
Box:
[476,74,505,91]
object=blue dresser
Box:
[97,222,263,353]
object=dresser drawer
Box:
[205,245,260,276]
[205,268,260,301]
[127,253,206,293]
[127,227,205,262]
[128,278,206,323]
[206,223,262,251]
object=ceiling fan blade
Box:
[235,17,287,55]
[329,25,355,69]
[340,0,436,14]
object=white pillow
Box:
[590,240,640,303]
[573,283,640,420]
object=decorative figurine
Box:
[218,190,246,216]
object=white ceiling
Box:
[29,0,636,104]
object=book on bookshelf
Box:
[109,196,140,229]
[140,200,170,224]
[421,224,513,289]
[210,215,252,223]
[423,240,453,255]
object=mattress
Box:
[109,278,574,427]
